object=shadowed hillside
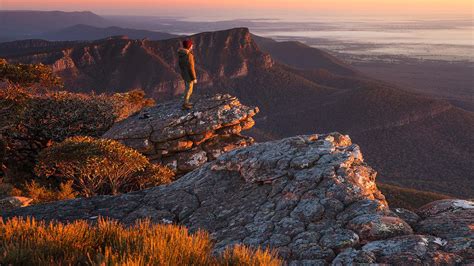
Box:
[378,183,451,210]
[1,28,473,197]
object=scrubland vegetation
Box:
[35,136,173,198]
[0,59,164,201]
[0,217,281,266]
[0,59,281,264]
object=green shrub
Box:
[0,58,63,88]
[0,217,281,266]
[35,136,173,197]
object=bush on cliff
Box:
[111,89,155,121]
[0,84,118,178]
[1,84,154,177]
[0,217,281,266]
[24,180,78,204]
[0,58,63,88]
[35,136,173,197]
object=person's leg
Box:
[184,80,194,104]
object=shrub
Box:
[0,61,156,198]
[221,244,281,266]
[24,91,118,141]
[0,83,155,165]
[126,164,175,192]
[111,89,155,121]
[0,84,119,176]
[0,217,281,266]
[35,136,173,197]
[0,58,63,88]
[24,180,78,204]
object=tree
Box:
[35,136,173,197]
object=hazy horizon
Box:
[2,0,473,18]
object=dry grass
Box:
[24,180,78,204]
[0,217,282,266]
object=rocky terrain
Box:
[3,132,473,264]
[103,94,258,175]
[1,28,473,197]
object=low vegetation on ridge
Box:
[0,217,281,266]
[35,136,173,198]
[0,59,159,202]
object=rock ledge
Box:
[103,94,258,174]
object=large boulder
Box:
[2,133,472,264]
[103,94,258,175]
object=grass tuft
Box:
[0,217,282,266]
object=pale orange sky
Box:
[2,0,473,16]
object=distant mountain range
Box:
[0,11,108,40]
[1,27,472,198]
[0,11,177,43]
[39,24,178,41]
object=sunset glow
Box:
[2,0,472,16]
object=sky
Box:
[1,0,473,17]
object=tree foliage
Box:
[0,58,63,88]
[35,136,173,197]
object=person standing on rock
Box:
[178,39,197,110]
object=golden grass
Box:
[24,180,78,204]
[0,217,282,266]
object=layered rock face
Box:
[4,133,472,264]
[103,94,258,175]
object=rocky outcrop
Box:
[103,94,258,175]
[2,133,473,264]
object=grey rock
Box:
[103,94,258,175]
[393,207,420,227]
[347,214,413,243]
[320,229,360,250]
[332,248,376,265]
[415,199,474,257]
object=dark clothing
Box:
[178,48,197,82]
